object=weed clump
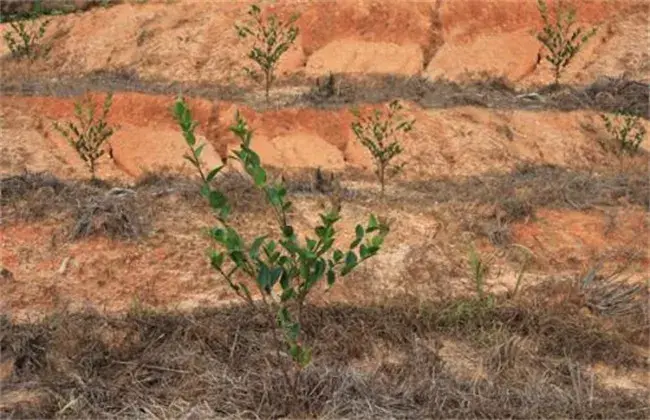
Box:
[70,188,145,240]
[0,171,64,204]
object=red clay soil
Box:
[511,208,649,272]
[3,95,648,180]
[0,0,647,84]
[0,0,648,321]
[1,200,647,321]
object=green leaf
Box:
[359,244,370,259]
[333,249,344,263]
[208,190,228,209]
[269,267,283,287]
[282,225,294,238]
[326,269,335,288]
[206,165,224,182]
[345,251,357,267]
[249,235,267,259]
[211,228,226,242]
[210,251,224,269]
[219,204,231,220]
[253,166,267,187]
[349,237,362,250]
[355,224,364,240]
[256,263,271,291]
[371,235,385,248]
[194,144,205,158]
[341,251,358,275]
[307,259,326,287]
[183,154,198,167]
[350,224,364,249]
[367,214,379,232]
[298,346,312,367]
[280,287,295,302]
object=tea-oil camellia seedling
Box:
[351,100,415,198]
[235,3,299,105]
[536,0,597,85]
[174,96,389,389]
[53,92,116,181]
[3,2,51,61]
[600,111,646,156]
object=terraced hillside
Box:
[1,1,648,418]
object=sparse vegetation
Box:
[351,100,415,198]
[600,110,646,155]
[0,0,119,22]
[2,1,51,60]
[1,2,649,418]
[175,97,389,385]
[235,4,300,105]
[468,246,495,303]
[536,0,598,85]
[52,92,116,181]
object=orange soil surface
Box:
[0,0,648,320]
[2,197,647,320]
[0,0,647,85]
[2,94,648,181]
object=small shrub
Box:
[600,111,646,155]
[53,92,116,180]
[536,0,597,85]
[351,100,415,198]
[2,2,51,60]
[174,97,389,386]
[235,4,300,105]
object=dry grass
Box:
[69,188,147,240]
[3,165,647,248]
[1,290,648,419]
[1,73,647,116]
[401,163,649,211]
[0,0,119,22]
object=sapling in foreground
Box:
[53,92,116,181]
[536,0,597,85]
[235,4,300,105]
[174,97,389,387]
[351,100,415,198]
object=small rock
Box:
[0,267,13,281]
[516,92,544,101]
[58,257,72,275]
[106,188,136,197]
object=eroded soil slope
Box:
[0,0,648,85]
[1,0,648,318]
[1,1,649,418]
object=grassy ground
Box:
[3,164,648,218]
[1,285,648,418]
[2,169,648,418]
